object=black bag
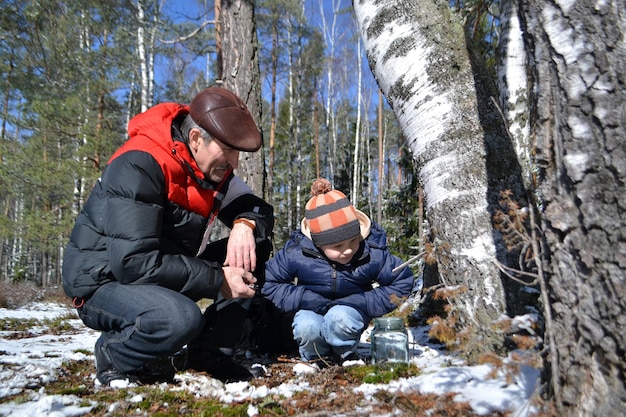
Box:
[245,295,298,355]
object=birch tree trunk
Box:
[519,0,626,415]
[319,0,341,182]
[377,90,383,224]
[220,0,266,197]
[136,0,149,112]
[353,0,509,332]
[497,1,532,190]
[352,41,363,204]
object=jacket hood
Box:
[127,102,187,150]
[123,103,206,183]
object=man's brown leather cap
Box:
[189,87,261,152]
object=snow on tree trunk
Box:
[519,0,626,415]
[220,0,266,197]
[353,0,506,325]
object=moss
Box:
[346,363,420,384]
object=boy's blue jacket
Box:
[262,217,414,322]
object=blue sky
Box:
[154,0,384,116]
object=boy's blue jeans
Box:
[77,282,204,374]
[291,305,366,361]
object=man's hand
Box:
[220,266,257,299]
[226,220,257,272]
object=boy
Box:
[262,178,415,363]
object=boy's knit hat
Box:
[305,178,361,246]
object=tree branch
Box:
[160,20,215,45]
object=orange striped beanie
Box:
[305,178,360,246]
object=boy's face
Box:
[319,236,361,265]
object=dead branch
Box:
[160,20,215,45]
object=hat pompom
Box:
[310,178,332,197]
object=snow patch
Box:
[1,302,540,416]
[293,362,319,374]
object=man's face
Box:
[190,129,240,183]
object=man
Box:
[62,86,273,386]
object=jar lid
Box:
[373,317,405,327]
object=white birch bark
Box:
[75,9,89,215]
[353,0,506,323]
[352,40,363,203]
[136,0,149,112]
[320,0,341,182]
[9,198,23,279]
[497,1,532,190]
[519,0,626,414]
[148,7,156,108]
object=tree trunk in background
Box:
[354,0,509,336]
[267,8,280,201]
[214,0,223,81]
[319,0,340,183]
[136,0,156,112]
[377,90,383,224]
[496,1,532,191]
[220,0,266,197]
[519,0,626,415]
[351,41,363,204]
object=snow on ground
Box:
[0,302,540,416]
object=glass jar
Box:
[370,317,409,366]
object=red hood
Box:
[110,103,205,182]
[127,102,188,153]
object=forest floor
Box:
[0,281,545,416]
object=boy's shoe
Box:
[338,351,365,367]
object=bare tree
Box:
[354,0,509,338]
[518,0,626,415]
[377,90,383,224]
[319,0,342,183]
[135,0,157,112]
[219,0,266,197]
[355,0,626,414]
[351,40,363,204]
[496,1,532,191]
